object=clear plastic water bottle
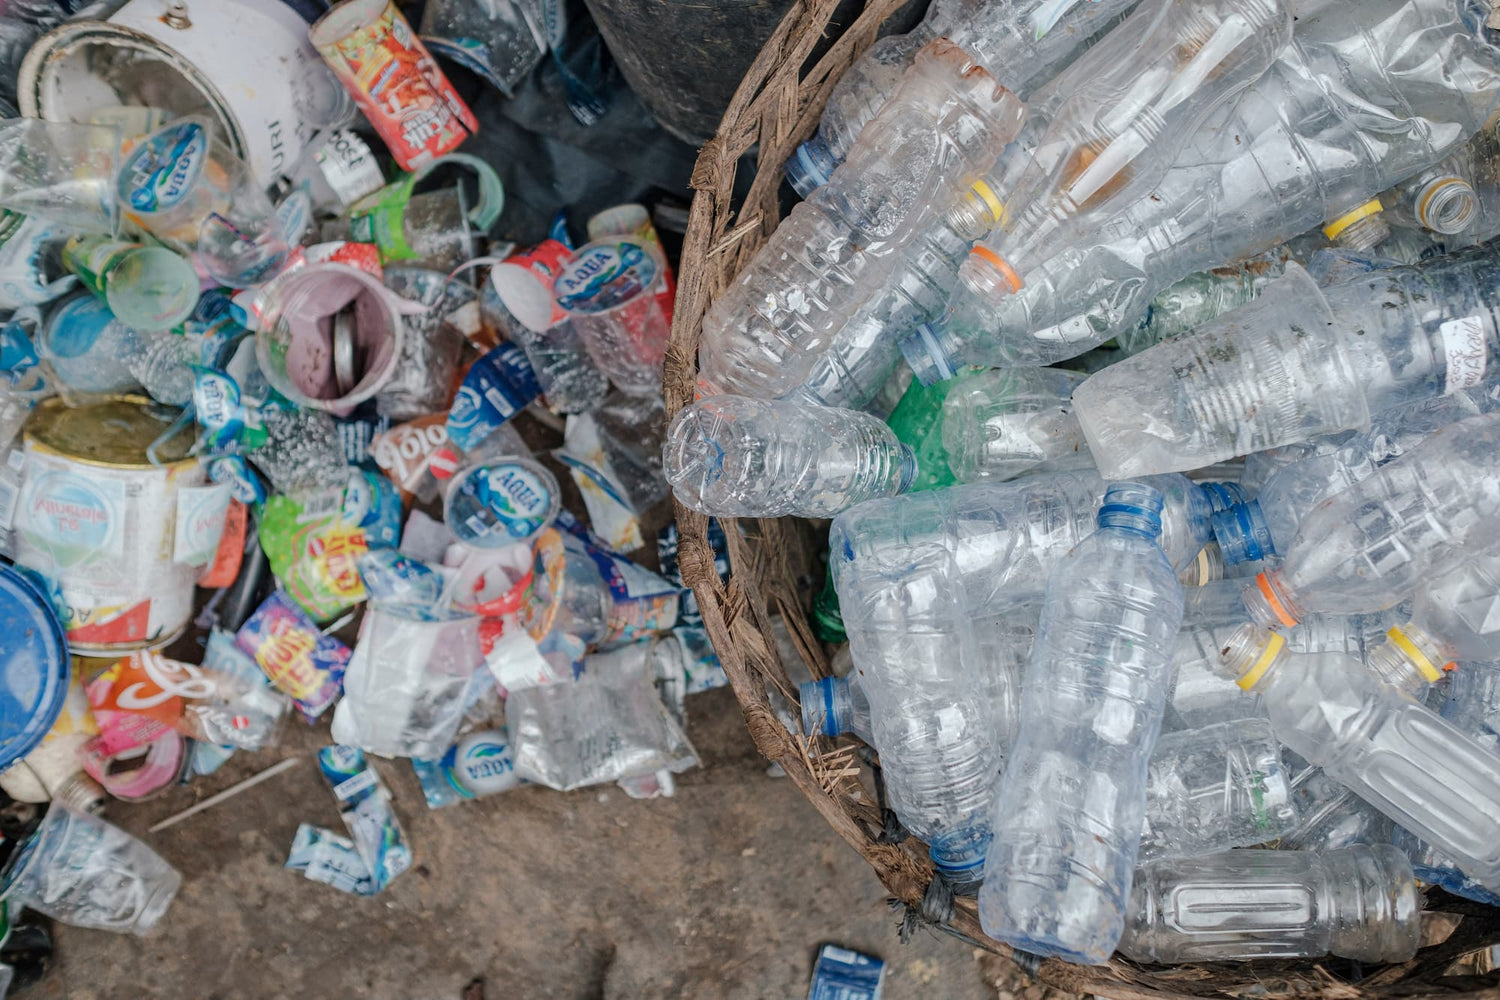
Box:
[799,675,873,744]
[829,470,1213,618]
[832,524,999,879]
[784,0,1141,197]
[1281,763,1396,854]
[958,0,1292,303]
[1220,623,1500,892]
[1114,251,1289,357]
[1074,246,1500,478]
[1241,412,1500,629]
[1444,659,1500,743]
[1138,717,1297,863]
[941,367,1091,482]
[698,41,1026,400]
[122,329,204,407]
[664,395,916,518]
[1364,549,1500,688]
[1118,846,1421,963]
[1211,385,1499,564]
[905,0,1500,376]
[980,483,1184,963]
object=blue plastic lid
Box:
[0,564,70,771]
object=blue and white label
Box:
[122,121,209,214]
[474,464,553,540]
[554,241,655,313]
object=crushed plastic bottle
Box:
[697,41,1025,400]
[1221,623,1500,892]
[980,483,1184,964]
[941,367,1091,481]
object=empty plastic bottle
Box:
[957,0,1292,301]
[1281,764,1396,854]
[1220,623,1500,891]
[833,529,998,878]
[904,0,1500,377]
[942,367,1091,481]
[1075,245,1500,478]
[1118,846,1421,963]
[1139,717,1297,863]
[1212,385,1500,564]
[1444,659,1500,742]
[1115,251,1289,357]
[664,395,915,518]
[1364,549,1500,688]
[698,41,1026,400]
[784,0,1141,197]
[800,675,873,744]
[1241,412,1500,629]
[980,483,1184,963]
[830,470,1213,617]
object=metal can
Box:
[13,396,212,654]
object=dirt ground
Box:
[28,686,1009,1000]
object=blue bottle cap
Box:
[0,564,70,770]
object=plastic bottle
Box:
[1114,251,1289,357]
[959,0,1292,302]
[1211,385,1500,564]
[904,0,1500,376]
[1364,549,1500,689]
[832,519,999,879]
[1220,623,1500,892]
[664,395,916,518]
[1074,247,1500,478]
[980,483,1183,963]
[882,376,956,493]
[1241,412,1500,629]
[1281,764,1396,854]
[830,470,1213,618]
[785,0,1141,197]
[697,41,1025,400]
[1138,717,1296,863]
[941,367,1091,481]
[1118,846,1421,963]
[1444,659,1500,743]
[1381,157,1480,237]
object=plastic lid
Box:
[553,240,657,315]
[0,564,70,771]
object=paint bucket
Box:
[12,396,214,654]
[17,0,352,187]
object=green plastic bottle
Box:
[885,374,956,492]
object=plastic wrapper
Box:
[331,608,485,759]
[315,745,413,892]
[508,641,698,791]
[285,822,378,896]
[0,802,180,935]
[235,590,352,719]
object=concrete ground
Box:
[31,686,1002,1000]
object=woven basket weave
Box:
[659,1,1500,994]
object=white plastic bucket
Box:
[18,0,349,187]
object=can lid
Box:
[554,240,657,315]
[0,564,70,771]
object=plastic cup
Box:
[554,239,669,394]
[442,457,562,549]
[0,802,180,935]
[255,262,422,414]
[0,119,120,234]
[419,0,548,96]
[62,236,199,332]
[490,239,573,332]
[378,267,477,420]
[586,203,676,324]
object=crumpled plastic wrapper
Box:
[507,639,697,791]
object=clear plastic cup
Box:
[554,239,669,394]
[0,119,120,234]
[62,236,199,332]
[0,802,180,935]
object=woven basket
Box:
[660,1,1500,994]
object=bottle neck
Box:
[1323,200,1390,252]
[1098,482,1166,538]
[1211,499,1275,565]
[1244,569,1303,629]
[1366,624,1453,692]
[1220,623,1287,692]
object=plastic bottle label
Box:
[122,122,209,214]
[1440,315,1487,392]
